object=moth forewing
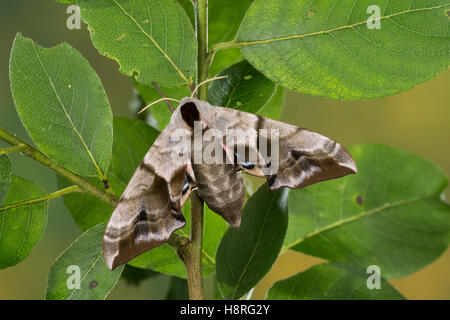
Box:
[103,109,192,270]
[169,127,191,166]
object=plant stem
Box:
[196,0,209,100]
[0,145,28,155]
[0,127,118,207]
[179,0,208,300]
[206,40,241,65]
[151,82,175,113]
[0,185,82,211]
[183,192,204,299]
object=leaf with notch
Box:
[9,34,113,178]
[0,175,48,269]
[267,263,405,300]
[46,223,124,300]
[237,0,450,100]
[77,0,197,87]
[285,144,450,279]
[216,184,289,299]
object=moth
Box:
[103,97,357,270]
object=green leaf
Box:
[210,49,243,78]
[127,242,185,277]
[236,0,450,100]
[257,86,285,120]
[266,263,405,300]
[133,79,190,129]
[108,117,159,185]
[209,0,253,46]
[216,184,289,299]
[120,265,159,287]
[208,60,276,114]
[78,0,197,87]
[0,155,12,206]
[9,34,113,178]
[129,201,228,278]
[285,144,450,279]
[57,174,120,231]
[177,0,194,26]
[46,223,124,300]
[58,117,159,231]
[166,277,189,300]
[0,176,48,269]
[208,0,253,75]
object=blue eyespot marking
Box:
[182,175,189,195]
[241,162,255,170]
[234,152,255,170]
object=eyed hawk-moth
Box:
[103,98,356,270]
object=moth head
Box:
[176,97,216,130]
[179,100,201,128]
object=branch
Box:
[178,0,209,300]
[210,40,242,52]
[0,186,82,211]
[206,40,242,66]
[151,82,175,113]
[0,127,118,207]
[0,145,28,156]
[185,191,205,299]
[167,233,190,250]
[196,0,209,101]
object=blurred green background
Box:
[0,0,448,299]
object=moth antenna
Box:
[190,76,228,98]
[138,98,181,114]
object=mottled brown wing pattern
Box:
[195,99,357,190]
[259,117,357,189]
[193,162,244,228]
[103,98,356,270]
[103,119,192,270]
